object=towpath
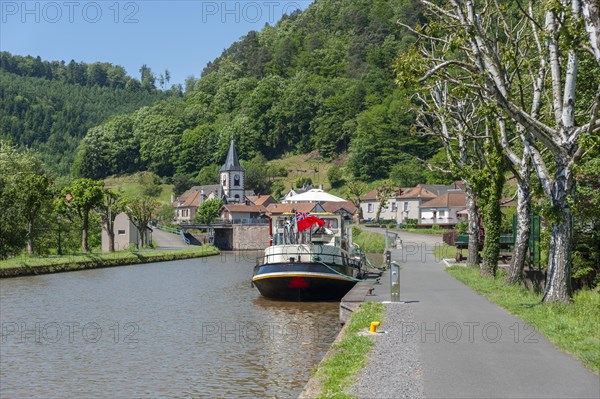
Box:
[351,228,599,399]
[152,227,190,249]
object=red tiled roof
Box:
[247,195,275,206]
[360,189,378,201]
[421,191,466,208]
[173,190,202,208]
[322,201,358,214]
[266,203,318,215]
[398,185,438,199]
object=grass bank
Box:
[309,302,385,399]
[352,228,385,254]
[0,246,220,278]
[447,266,600,373]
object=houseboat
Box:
[252,212,365,301]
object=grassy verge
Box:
[0,246,220,277]
[394,228,445,235]
[312,302,385,399]
[352,228,385,254]
[433,243,468,260]
[447,266,600,373]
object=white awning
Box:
[282,189,346,203]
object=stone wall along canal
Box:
[0,253,340,398]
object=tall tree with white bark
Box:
[397,0,600,302]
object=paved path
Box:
[352,228,599,399]
[152,228,189,249]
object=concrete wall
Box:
[232,225,270,250]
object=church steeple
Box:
[220,140,244,172]
[220,140,245,203]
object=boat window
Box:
[323,218,339,232]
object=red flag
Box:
[296,212,325,232]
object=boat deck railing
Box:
[255,251,362,270]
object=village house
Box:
[358,183,466,226]
[419,190,467,227]
[219,204,269,224]
[396,185,438,225]
[172,185,220,224]
[359,188,404,223]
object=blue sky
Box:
[0,0,313,86]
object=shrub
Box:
[327,165,344,188]
[456,220,468,234]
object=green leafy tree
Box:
[138,172,162,197]
[389,155,426,187]
[271,181,285,201]
[0,142,30,258]
[295,176,312,189]
[139,64,156,91]
[345,180,367,220]
[172,174,196,196]
[196,164,220,185]
[242,154,272,194]
[123,196,161,248]
[95,188,124,253]
[195,199,224,224]
[375,181,395,223]
[21,173,52,254]
[57,178,105,252]
[156,204,176,226]
[327,165,344,188]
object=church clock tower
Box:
[220,140,245,203]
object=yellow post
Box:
[369,321,381,333]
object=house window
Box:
[404,202,410,211]
[367,203,374,213]
[234,194,240,201]
[391,202,398,211]
[118,230,126,235]
[438,210,446,218]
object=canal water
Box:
[0,253,340,398]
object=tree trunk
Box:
[108,230,115,252]
[81,213,89,253]
[506,173,531,285]
[543,163,574,303]
[465,185,480,267]
[105,220,115,252]
[27,220,34,255]
[480,197,501,277]
[480,147,504,277]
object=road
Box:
[352,228,599,398]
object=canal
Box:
[0,253,340,398]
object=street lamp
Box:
[57,216,62,256]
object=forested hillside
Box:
[0,53,177,175]
[73,0,439,182]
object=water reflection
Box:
[0,254,340,398]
